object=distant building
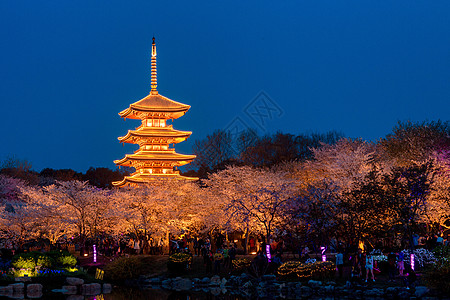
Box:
[113,37,196,187]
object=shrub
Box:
[297,261,335,280]
[57,255,77,267]
[12,257,35,270]
[277,260,335,281]
[167,253,192,274]
[277,261,303,281]
[433,245,450,258]
[232,259,251,273]
[104,256,152,283]
[10,251,77,277]
[424,257,450,295]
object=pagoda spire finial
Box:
[150,37,158,95]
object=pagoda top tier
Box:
[118,37,191,120]
[118,93,191,120]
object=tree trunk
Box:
[244,225,249,255]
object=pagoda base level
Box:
[112,173,198,187]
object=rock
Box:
[308,280,322,288]
[172,278,192,291]
[51,289,68,293]
[326,281,336,286]
[0,285,13,296]
[242,281,253,289]
[210,275,221,286]
[103,283,112,293]
[15,277,31,282]
[161,279,172,289]
[299,286,313,297]
[220,278,227,287]
[149,277,161,284]
[398,291,411,300]
[345,280,352,288]
[323,285,334,294]
[385,287,399,295]
[192,278,201,285]
[262,274,277,281]
[26,284,43,299]
[201,277,211,285]
[80,283,101,295]
[210,287,221,296]
[364,288,384,297]
[66,277,85,286]
[62,285,77,295]
[10,283,25,293]
[415,286,430,298]
[66,295,84,300]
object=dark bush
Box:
[167,253,192,274]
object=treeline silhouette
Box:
[185,129,344,178]
[0,156,130,189]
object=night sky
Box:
[1,1,449,172]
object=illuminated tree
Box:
[206,166,297,245]
[425,150,450,230]
[43,180,112,253]
[299,138,376,193]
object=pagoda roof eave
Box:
[118,93,190,120]
[112,173,198,187]
[118,127,192,143]
[114,152,196,167]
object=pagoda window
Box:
[145,119,166,127]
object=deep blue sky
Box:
[1,1,449,172]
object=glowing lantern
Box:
[321,246,326,262]
[266,245,272,262]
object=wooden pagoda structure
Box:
[113,37,197,187]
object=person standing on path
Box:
[365,253,375,282]
[336,249,344,279]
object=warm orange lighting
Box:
[113,37,197,187]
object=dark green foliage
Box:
[424,254,450,294]
[380,120,450,165]
[433,245,450,258]
[104,256,161,283]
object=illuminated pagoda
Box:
[113,37,197,187]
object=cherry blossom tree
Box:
[206,165,298,246]
[42,180,112,253]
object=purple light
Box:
[266,245,271,262]
[93,244,97,263]
[410,253,414,270]
[321,246,326,262]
